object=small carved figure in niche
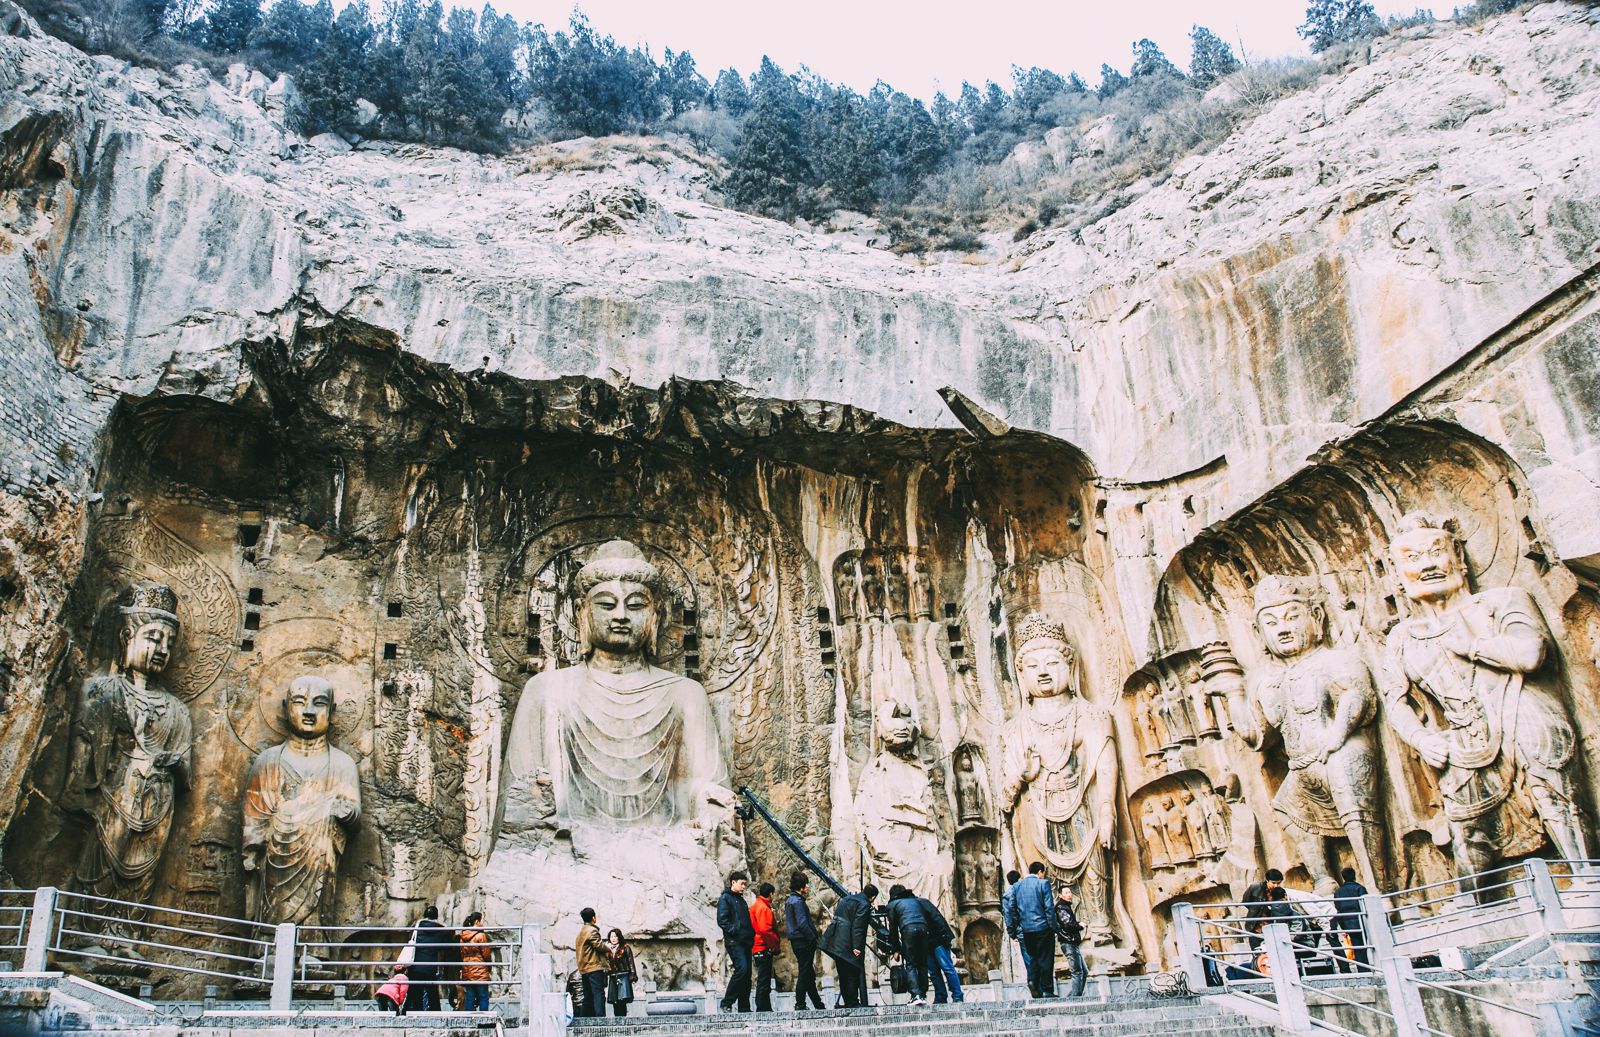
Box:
[1202,786,1231,849]
[242,675,362,925]
[1141,801,1170,869]
[1161,795,1195,864]
[911,557,935,621]
[1382,512,1591,875]
[834,560,860,624]
[1148,686,1177,748]
[1131,693,1154,758]
[504,541,732,827]
[887,561,911,622]
[854,699,954,913]
[1160,682,1195,745]
[1205,575,1385,893]
[860,556,886,622]
[1001,613,1121,946]
[66,581,194,907]
[1181,789,1215,859]
[954,747,989,827]
[1135,687,1166,758]
[1184,665,1218,735]
[956,835,1000,907]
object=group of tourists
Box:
[1218,867,1370,980]
[1001,862,1088,999]
[568,864,1098,1018]
[373,906,497,1016]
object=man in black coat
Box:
[717,872,755,1013]
[885,885,932,1005]
[409,905,453,1012]
[916,893,962,1003]
[819,884,878,1008]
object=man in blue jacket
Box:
[784,873,826,1010]
[1004,861,1057,997]
[717,872,755,1012]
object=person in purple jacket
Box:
[784,873,825,1010]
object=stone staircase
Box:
[570,996,1286,1037]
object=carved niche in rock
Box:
[1382,511,1591,876]
[242,675,362,925]
[65,580,195,906]
[955,828,1001,909]
[953,744,991,827]
[1000,613,1126,952]
[1199,576,1385,894]
[854,699,954,913]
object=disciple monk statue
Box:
[1181,789,1215,859]
[1208,576,1385,894]
[854,699,955,913]
[1382,512,1590,874]
[66,581,194,906]
[1161,795,1195,863]
[504,540,730,827]
[1141,800,1170,869]
[1001,612,1120,944]
[242,675,362,925]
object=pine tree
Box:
[1299,0,1381,52]
[659,48,707,117]
[723,57,817,220]
[477,4,524,106]
[1188,25,1241,88]
[811,89,880,211]
[1130,38,1183,79]
[1096,64,1128,99]
[205,0,261,53]
[711,68,749,116]
[298,0,374,134]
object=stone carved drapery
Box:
[66,581,194,905]
[1381,512,1591,875]
[242,675,362,925]
[1200,576,1385,893]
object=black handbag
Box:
[888,962,910,994]
[607,972,634,1004]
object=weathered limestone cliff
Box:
[2,0,1599,991]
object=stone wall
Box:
[2,0,1600,991]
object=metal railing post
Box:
[1525,858,1570,935]
[1171,903,1211,992]
[269,922,295,1011]
[1262,922,1312,1034]
[1364,893,1427,1037]
[22,886,57,973]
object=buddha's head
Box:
[1390,512,1468,605]
[284,675,335,739]
[1013,612,1078,700]
[1253,576,1326,660]
[575,540,662,658]
[115,581,180,678]
[878,700,916,752]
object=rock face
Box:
[2,0,1600,993]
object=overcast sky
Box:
[493,0,1433,99]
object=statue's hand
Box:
[242,847,261,872]
[331,797,359,822]
[1415,731,1450,769]
[1023,748,1042,782]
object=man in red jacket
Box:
[751,882,780,1012]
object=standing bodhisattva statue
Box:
[1216,576,1385,893]
[1000,612,1120,945]
[67,580,194,907]
[1382,512,1590,874]
[505,540,730,827]
[242,675,362,925]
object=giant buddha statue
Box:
[504,540,731,827]
[488,540,742,989]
